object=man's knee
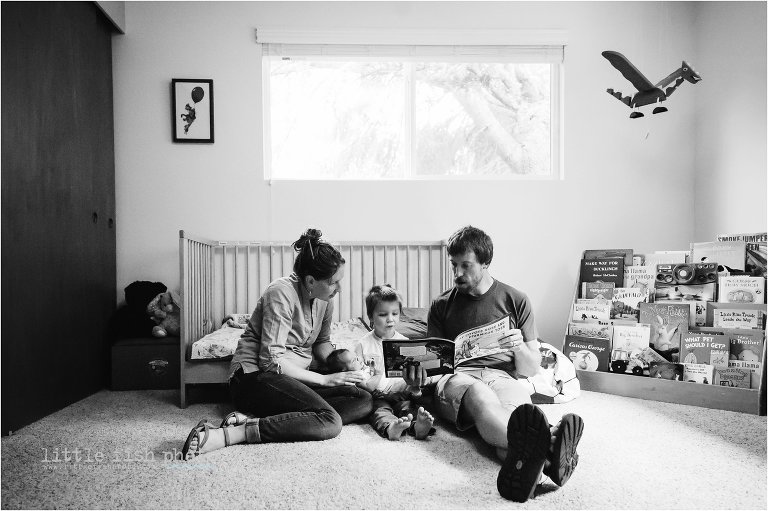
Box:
[462,380,502,416]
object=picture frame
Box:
[171,79,214,143]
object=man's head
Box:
[447,226,493,295]
[326,348,363,373]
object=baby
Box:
[327,347,434,440]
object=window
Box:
[261,35,564,180]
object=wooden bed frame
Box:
[178,230,451,407]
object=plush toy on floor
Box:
[147,291,181,337]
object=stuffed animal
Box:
[147,291,181,337]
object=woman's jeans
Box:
[230,369,373,443]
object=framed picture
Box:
[171,79,214,143]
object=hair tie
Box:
[306,238,315,260]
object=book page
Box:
[453,314,522,366]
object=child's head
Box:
[326,348,363,373]
[365,284,403,339]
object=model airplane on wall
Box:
[602,50,702,118]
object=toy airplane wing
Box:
[602,51,655,92]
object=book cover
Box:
[680,331,729,368]
[575,298,611,305]
[567,321,612,340]
[718,275,766,304]
[657,299,707,327]
[706,303,767,328]
[583,249,634,266]
[683,363,714,384]
[632,255,645,266]
[649,361,684,381]
[584,281,615,300]
[713,367,751,388]
[717,232,767,276]
[610,287,650,320]
[579,257,625,298]
[623,265,656,294]
[638,303,689,360]
[690,241,747,271]
[610,324,651,375]
[563,335,610,372]
[655,282,717,303]
[727,329,765,390]
[572,302,612,322]
[712,308,764,329]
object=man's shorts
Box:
[434,367,533,431]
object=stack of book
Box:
[564,234,766,389]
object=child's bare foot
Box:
[413,407,434,440]
[386,414,413,440]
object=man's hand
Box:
[402,363,429,387]
[498,329,523,350]
[324,370,366,387]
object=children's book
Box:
[726,329,765,390]
[706,303,767,329]
[580,257,625,298]
[638,303,689,360]
[572,302,612,322]
[657,299,707,328]
[717,232,767,276]
[563,335,610,372]
[713,367,751,388]
[567,321,612,340]
[649,361,684,381]
[584,281,615,300]
[576,298,611,305]
[382,313,522,377]
[583,249,634,266]
[718,275,766,304]
[712,308,764,329]
[623,265,656,295]
[610,324,651,375]
[680,331,729,368]
[690,241,747,271]
[683,363,714,384]
[610,287,650,320]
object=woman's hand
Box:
[323,370,366,387]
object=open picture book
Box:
[382,313,523,377]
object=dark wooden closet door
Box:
[1,1,116,433]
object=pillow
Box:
[330,317,371,351]
[398,307,428,340]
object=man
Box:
[404,226,584,502]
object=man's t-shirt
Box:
[426,279,538,373]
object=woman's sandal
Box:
[182,419,233,460]
[220,411,254,428]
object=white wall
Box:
[112,1,756,344]
[694,1,767,241]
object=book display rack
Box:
[564,242,766,415]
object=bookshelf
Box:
[566,251,767,416]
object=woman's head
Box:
[365,284,403,339]
[292,228,345,301]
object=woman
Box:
[182,228,372,458]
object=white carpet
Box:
[1,388,766,509]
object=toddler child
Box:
[326,284,436,440]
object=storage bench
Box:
[111,336,180,390]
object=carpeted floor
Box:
[1,388,766,509]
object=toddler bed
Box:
[178,231,451,407]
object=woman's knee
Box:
[315,408,343,440]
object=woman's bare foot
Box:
[386,414,413,440]
[413,407,434,440]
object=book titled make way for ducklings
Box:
[382,313,522,377]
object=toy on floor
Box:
[147,291,181,337]
[602,50,702,118]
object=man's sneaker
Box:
[544,413,584,487]
[497,404,551,502]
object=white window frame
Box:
[258,28,567,181]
